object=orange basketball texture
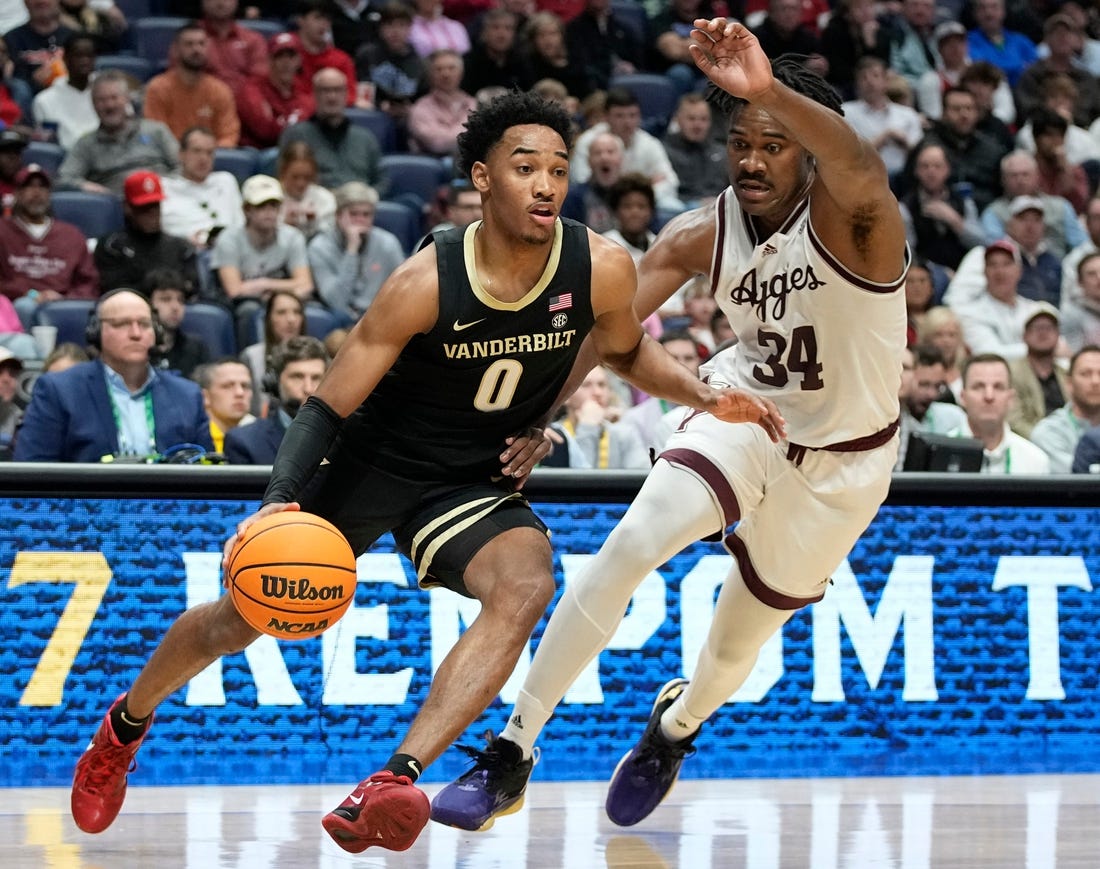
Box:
[228,512,357,640]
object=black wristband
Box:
[262,396,343,505]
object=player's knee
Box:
[485,569,554,631]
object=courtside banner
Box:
[1,492,1097,786]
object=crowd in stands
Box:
[2,0,1100,475]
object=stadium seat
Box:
[611,1,649,44]
[345,108,396,153]
[49,191,125,240]
[134,17,189,70]
[304,303,342,341]
[95,55,155,83]
[379,154,447,210]
[181,303,237,357]
[609,72,679,137]
[32,300,96,348]
[214,148,259,185]
[22,142,65,178]
[372,200,422,255]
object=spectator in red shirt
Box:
[0,164,99,328]
[238,32,315,149]
[293,0,359,107]
[200,0,269,99]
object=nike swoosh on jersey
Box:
[453,318,487,331]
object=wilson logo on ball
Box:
[260,574,347,601]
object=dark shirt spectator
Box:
[462,8,526,95]
[143,268,211,379]
[519,10,594,101]
[819,0,891,100]
[4,0,74,92]
[1015,14,1100,130]
[58,0,125,55]
[662,93,728,208]
[752,0,823,62]
[565,0,645,92]
[95,171,200,294]
[329,0,378,58]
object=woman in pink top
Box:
[409,0,471,57]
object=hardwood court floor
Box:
[3,774,1097,868]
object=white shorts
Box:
[660,410,898,608]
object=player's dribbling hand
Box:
[501,427,553,490]
[222,502,301,577]
[688,17,774,101]
[709,389,787,442]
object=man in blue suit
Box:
[14,289,213,462]
[224,335,328,464]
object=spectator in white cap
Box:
[211,174,313,347]
[307,181,405,322]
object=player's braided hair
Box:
[706,54,844,118]
[456,90,574,178]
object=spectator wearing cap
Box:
[0,163,99,328]
[293,1,360,107]
[1031,345,1100,473]
[279,67,387,191]
[58,70,179,195]
[915,22,1014,125]
[946,195,1063,309]
[307,181,404,321]
[953,239,1043,360]
[95,170,200,294]
[211,174,313,347]
[142,266,211,379]
[199,0,268,100]
[4,0,75,92]
[966,0,1036,89]
[0,347,24,459]
[161,126,244,251]
[1016,14,1100,132]
[143,22,240,148]
[0,128,29,215]
[13,287,213,463]
[981,151,1085,260]
[237,33,315,150]
[1007,303,1069,438]
[30,32,97,150]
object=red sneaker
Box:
[322,771,430,853]
[71,696,151,834]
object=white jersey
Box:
[705,190,908,448]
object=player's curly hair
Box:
[707,54,844,118]
[455,90,574,178]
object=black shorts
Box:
[297,454,549,598]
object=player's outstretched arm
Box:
[689,17,906,283]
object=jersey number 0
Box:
[474,358,524,411]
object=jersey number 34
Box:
[752,325,824,391]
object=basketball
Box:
[227,511,357,641]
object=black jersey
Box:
[337,218,596,482]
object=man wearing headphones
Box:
[223,335,328,464]
[12,289,214,462]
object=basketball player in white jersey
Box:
[430,18,909,831]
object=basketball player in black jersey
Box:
[70,91,785,853]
